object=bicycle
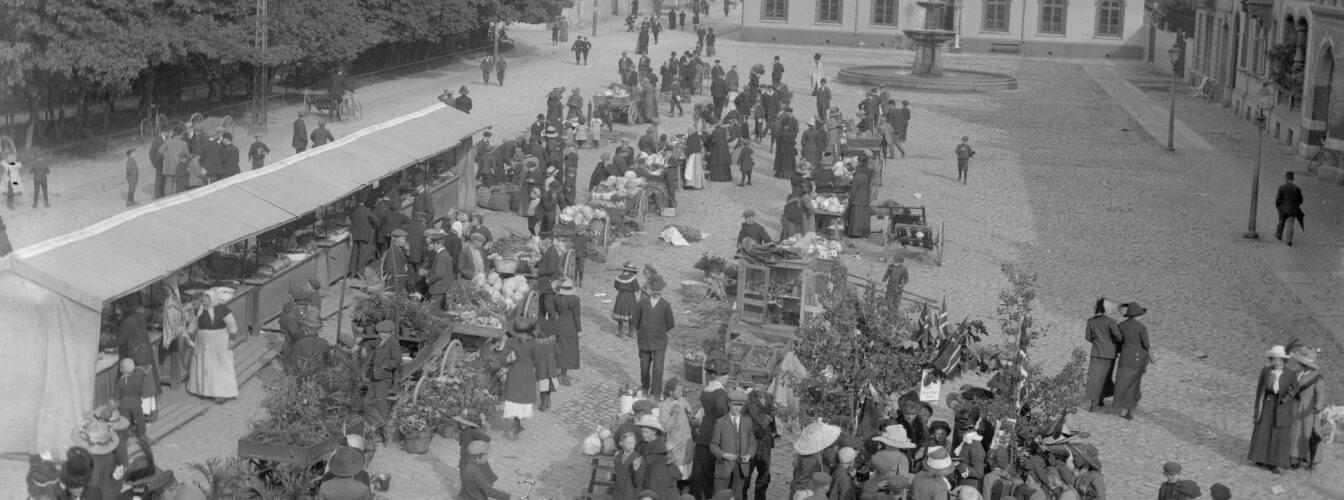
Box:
[139,104,168,140]
[1307,148,1328,175]
[340,93,364,121]
[516,477,552,500]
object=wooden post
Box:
[333,236,358,342]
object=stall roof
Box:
[6,104,489,310]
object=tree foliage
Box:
[1151,0,1196,37]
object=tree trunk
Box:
[104,92,116,132]
[23,100,39,150]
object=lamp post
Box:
[1167,43,1183,151]
[1244,86,1276,239]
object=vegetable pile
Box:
[559,204,609,227]
[780,232,844,260]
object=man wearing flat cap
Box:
[381,229,414,294]
[736,210,772,250]
[365,320,401,428]
[710,390,756,500]
[423,229,454,308]
[457,232,488,281]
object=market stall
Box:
[592,84,635,125]
[0,103,489,454]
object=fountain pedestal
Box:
[835,0,1017,91]
[903,1,958,77]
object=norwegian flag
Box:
[1014,322,1030,410]
[937,298,951,339]
[914,302,935,347]
[931,335,964,378]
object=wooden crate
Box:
[452,322,504,339]
[237,418,364,465]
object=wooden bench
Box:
[303,89,343,116]
[989,41,1022,54]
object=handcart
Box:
[873,204,942,265]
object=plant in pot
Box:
[390,387,444,454]
[351,271,440,339]
[239,363,366,465]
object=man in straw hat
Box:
[1084,298,1122,412]
[459,440,510,499]
[317,446,369,498]
[632,274,675,398]
[710,390,756,499]
[1287,344,1324,469]
[910,446,955,499]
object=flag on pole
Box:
[931,336,964,377]
[914,302,933,347]
[937,297,951,338]
[1013,322,1030,410]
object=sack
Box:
[582,429,603,456]
[488,191,512,212]
[476,186,493,208]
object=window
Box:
[762,0,788,20]
[873,0,899,25]
[982,0,1009,31]
[1039,0,1066,34]
[1096,0,1124,37]
[817,0,843,23]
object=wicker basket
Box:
[494,258,519,273]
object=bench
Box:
[303,89,343,115]
[989,41,1022,54]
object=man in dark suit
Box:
[364,320,401,429]
[381,229,414,294]
[404,212,429,274]
[198,130,223,183]
[219,133,240,179]
[149,130,167,198]
[348,200,378,277]
[1084,299,1121,411]
[1274,171,1304,246]
[815,79,833,124]
[424,230,455,309]
[771,56,784,86]
[638,126,659,154]
[711,75,728,119]
[455,86,473,114]
[292,112,309,153]
[742,389,776,500]
[536,232,561,314]
[711,390,756,499]
[632,275,675,397]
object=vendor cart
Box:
[730,255,841,344]
[556,218,610,264]
[808,188,849,240]
[873,204,942,265]
[592,84,635,125]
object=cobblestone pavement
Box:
[12,5,1344,499]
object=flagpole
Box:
[1013,321,1027,411]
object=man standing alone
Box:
[771,56,785,86]
[248,133,270,170]
[632,275,674,398]
[1274,171,1304,246]
[496,56,508,86]
[292,112,309,153]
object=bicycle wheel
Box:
[348,99,363,120]
[139,119,153,140]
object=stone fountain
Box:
[904,1,958,77]
[836,0,1017,92]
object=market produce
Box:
[780,232,844,260]
[454,309,503,329]
[559,204,608,227]
[810,195,845,215]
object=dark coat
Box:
[696,386,731,446]
[711,77,728,98]
[710,414,756,477]
[1248,365,1298,468]
[455,95,473,114]
[381,246,414,293]
[292,119,308,148]
[311,126,334,146]
[1275,182,1303,215]
[631,296,675,351]
[220,143,240,175]
[425,248,456,294]
[349,205,377,243]
[503,338,538,404]
[1085,314,1122,359]
[771,62,784,80]
[412,191,435,221]
[639,133,659,154]
[640,438,680,499]
[459,461,510,500]
[737,221,772,245]
[536,246,561,293]
[198,139,222,175]
[552,294,582,369]
[1116,318,1150,368]
[706,126,731,167]
[368,337,401,382]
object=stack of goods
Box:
[779,232,843,260]
[589,172,648,215]
[809,194,846,216]
[581,385,658,457]
[481,273,532,312]
[558,204,608,228]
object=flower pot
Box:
[684,358,705,384]
[402,431,434,454]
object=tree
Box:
[1151,0,1195,37]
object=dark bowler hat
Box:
[1123,302,1147,317]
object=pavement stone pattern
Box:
[9,4,1344,500]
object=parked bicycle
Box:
[138,104,169,140]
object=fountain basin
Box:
[837,65,1019,92]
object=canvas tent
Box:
[0,103,489,454]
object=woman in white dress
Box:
[809,53,825,94]
[187,286,239,403]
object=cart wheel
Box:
[189,112,204,128]
[439,340,464,374]
[349,99,364,120]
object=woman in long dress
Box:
[682,130,705,189]
[1288,346,1325,469]
[501,317,539,440]
[845,159,873,237]
[641,77,660,123]
[705,123,732,182]
[809,53,825,93]
[551,278,582,386]
[658,378,695,491]
[187,286,239,403]
[1248,345,1297,472]
[533,316,560,413]
[1112,302,1152,420]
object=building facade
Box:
[736,0,1146,57]
[1189,0,1344,158]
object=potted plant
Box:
[391,393,441,454]
[237,363,366,465]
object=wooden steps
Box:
[233,335,280,384]
[145,402,209,445]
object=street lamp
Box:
[1167,43,1183,151]
[1244,86,1276,239]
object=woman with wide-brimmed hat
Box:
[1288,345,1325,469]
[1112,302,1154,420]
[551,278,583,385]
[1248,344,1298,473]
[71,421,124,499]
[869,422,916,478]
[636,414,679,499]
[316,446,368,498]
[1066,442,1106,499]
[501,317,539,440]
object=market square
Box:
[2,0,1343,499]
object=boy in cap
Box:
[364,320,401,435]
[1158,462,1203,500]
[954,136,975,184]
[248,133,270,169]
[736,210,772,250]
[710,390,756,500]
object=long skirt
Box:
[1247,392,1293,468]
[187,327,239,398]
[707,160,732,182]
[1083,356,1116,406]
[683,153,706,189]
[1111,363,1144,412]
[773,144,797,178]
[557,334,581,370]
[781,217,805,240]
[845,204,871,237]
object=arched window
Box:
[1096,0,1124,37]
[1039,0,1067,34]
[983,0,1010,31]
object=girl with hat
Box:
[533,315,561,413]
[870,422,916,478]
[1112,302,1153,420]
[550,277,583,386]
[501,317,540,440]
[1287,344,1325,469]
[71,421,125,499]
[637,414,679,499]
[614,427,646,500]
[187,285,240,403]
[911,446,955,498]
[86,403,132,463]
[1248,344,1297,473]
[612,262,642,338]
[789,421,841,498]
[316,446,371,499]
[658,378,695,490]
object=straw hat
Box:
[871,424,916,449]
[1069,443,1102,470]
[1291,346,1318,369]
[327,446,365,477]
[1265,345,1289,359]
[85,404,131,431]
[554,278,577,296]
[71,421,120,456]
[635,414,664,433]
[793,421,842,455]
[924,446,954,475]
[620,262,639,273]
